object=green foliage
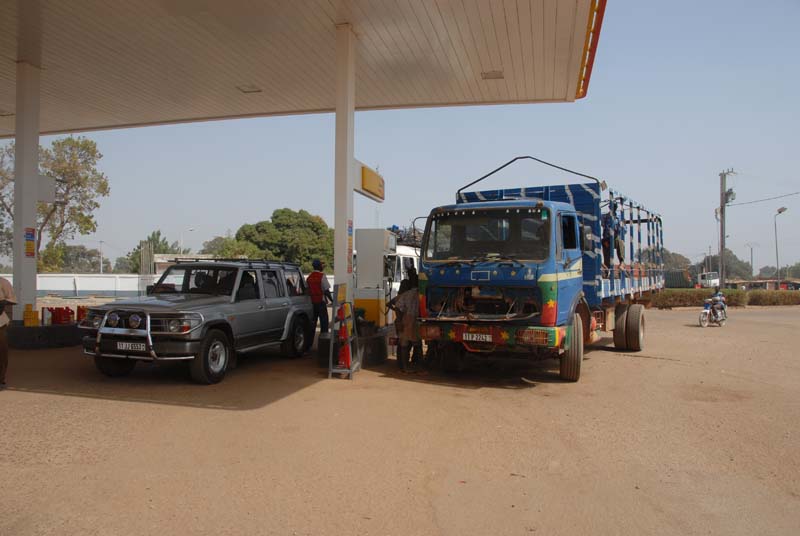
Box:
[235,208,333,273]
[757,265,777,278]
[37,243,111,273]
[661,249,691,270]
[113,256,134,273]
[693,248,752,280]
[201,235,265,259]
[651,289,748,308]
[747,290,800,306]
[0,137,110,255]
[125,230,188,273]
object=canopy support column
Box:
[334,23,355,300]
[12,61,41,318]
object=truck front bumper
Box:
[417,321,567,352]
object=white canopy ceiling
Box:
[0,0,605,137]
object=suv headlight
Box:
[80,310,105,329]
[151,314,202,334]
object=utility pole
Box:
[99,240,104,274]
[744,242,757,279]
[719,168,736,289]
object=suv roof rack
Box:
[171,257,301,268]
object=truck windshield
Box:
[423,207,550,262]
[153,266,239,296]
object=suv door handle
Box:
[282,302,289,306]
[257,305,264,310]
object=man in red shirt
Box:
[306,259,332,351]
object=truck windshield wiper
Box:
[438,260,472,268]
[471,254,525,268]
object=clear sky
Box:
[8,0,800,270]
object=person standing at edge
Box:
[306,259,332,352]
[0,276,17,390]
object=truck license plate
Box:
[463,332,492,342]
[117,341,146,352]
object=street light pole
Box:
[179,227,195,255]
[99,240,104,274]
[744,242,757,279]
[774,207,787,282]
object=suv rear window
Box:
[285,269,306,296]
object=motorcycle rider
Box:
[710,286,727,320]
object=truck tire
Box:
[190,329,230,384]
[560,313,583,382]
[625,304,645,351]
[94,356,136,377]
[613,304,629,350]
[282,315,308,358]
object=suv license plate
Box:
[117,341,146,352]
[463,333,492,342]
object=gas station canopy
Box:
[0,0,605,137]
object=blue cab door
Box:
[556,212,583,325]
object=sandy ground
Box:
[1,307,799,535]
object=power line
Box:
[728,191,799,207]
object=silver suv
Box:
[80,260,314,384]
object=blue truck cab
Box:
[417,167,664,382]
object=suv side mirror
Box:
[146,284,154,295]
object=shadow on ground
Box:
[7,345,328,411]
[375,353,570,390]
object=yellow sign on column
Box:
[354,160,385,202]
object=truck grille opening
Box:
[428,286,539,320]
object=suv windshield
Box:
[423,207,551,262]
[153,266,239,296]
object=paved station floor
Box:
[2,307,799,535]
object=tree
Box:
[694,249,752,280]
[200,233,265,259]
[235,208,333,273]
[757,265,777,279]
[661,249,692,271]
[0,137,110,255]
[113,256,134,274]
[37,243,111,273]
[124,230,188,273]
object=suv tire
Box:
[190,329,230,384]
[282,315,308,358]
[95,356,137,377]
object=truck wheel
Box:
[625,304,645,351]
[94,356,136,377]
[613,304,629,350]
[282,315,308,358]
[190,329,230,384]
[560,314,583,382]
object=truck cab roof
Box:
[431,199,575,214]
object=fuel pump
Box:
[354,229,397,328]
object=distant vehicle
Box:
[416,157,665,381]
[79,260,313,384]
[697,272,720,288]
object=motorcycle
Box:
[699,296,727,328]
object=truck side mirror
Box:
[581,225,593,252]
